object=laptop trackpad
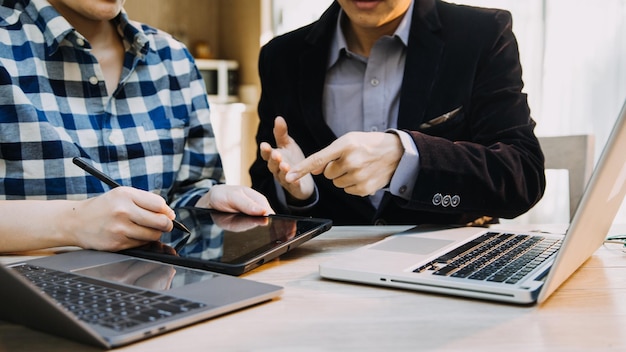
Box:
[372,237,454,255]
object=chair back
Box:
[538,134,595,219]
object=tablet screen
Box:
[123,207,332,275]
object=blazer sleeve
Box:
[398,9,545,220]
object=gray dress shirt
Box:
[322,1,419,208]
[279,0,420,210]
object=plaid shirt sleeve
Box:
[0,0,224,206]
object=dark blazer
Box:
[251,0,546,225]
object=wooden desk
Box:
[1,225,626,351]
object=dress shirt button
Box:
[432,193,442,206]
[76,37,85,47]
[370,126,379,132]
[370,78,379,86]
[88,76,99,85]
[451,195,460,207]
[399,185,407,194]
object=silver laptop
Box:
[320,98,626,305]
[0,250,282,349]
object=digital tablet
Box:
[122,207,332,275]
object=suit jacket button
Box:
[451,195,460,207]
[442,195,451,207]
[374,219,388,225]
[432,193,442,205]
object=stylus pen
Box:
[72,157,191,234]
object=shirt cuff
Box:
[274,178,319,212]
[386,129,420,200]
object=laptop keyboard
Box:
[12,264,207,331]
[413,232,562,284]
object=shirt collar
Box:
[25,0,75,54]
[328,0,414,68]
[113,10,151,57]
[23,0,149,58]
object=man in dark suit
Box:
[250,0,546,225]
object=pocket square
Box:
[419,106,463,129]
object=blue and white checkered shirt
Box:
[0,0,223,207]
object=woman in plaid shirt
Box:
[0,0,273,252]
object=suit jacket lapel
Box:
[398,0,445,130]
[298,50,337,148]
[296,3,341,149]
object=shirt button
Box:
[370,78,379,86]
[370,126,379,132]
[399,185,407,194]
[89,76,99,85]
[76,38,85,47]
